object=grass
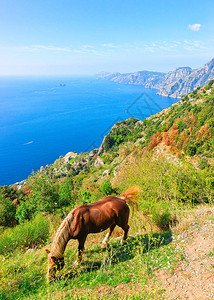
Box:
[0,249,46,300]
[0,202,212,299]
[0,217,182,300]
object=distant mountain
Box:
[100,58,214,98]
[102,71,165,86]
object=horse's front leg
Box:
[101,224,116,249]
[74,236,87,267]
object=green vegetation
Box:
[100,179,113,195]
[0,214,49,256]
[103,118,142,152]
[0,81,213,299]
[0,229,178,299]
[15,174,59,223]
[0,185,24,227]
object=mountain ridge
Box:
[100,58,214,98]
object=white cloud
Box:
[183,40,208,51]
[101,43,118,48]
[188,24,202,32]
[3,44,105,56]
[32,45,71,52]
[15,45,71,52]
[1,38,212,60]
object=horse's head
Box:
[45,249,65,282]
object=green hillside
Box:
[0,81,213,299]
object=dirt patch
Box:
[155,218,214,299]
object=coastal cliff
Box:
[101,58,214,98]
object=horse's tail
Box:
[119,186,141,211]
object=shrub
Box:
[100,179,113,195]
[0,196,16,227]
[117,152,211,207]
[204,79,214,90]
[79,190,91,203]
[152,203,172,230]
[198,158,209,170]
[0,185,23,202]
[0,185,25,226]
[186,145,197,156]
[196,146,202,155]
[176,119,186,133]
[100,154,113,164]
[181,95,189,102]
[66,163,71,171]
[138,199,174,230]
[0,214,50,255]
[74,172,86,190]
[148,132,162,149]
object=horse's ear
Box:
[45,249,50,255]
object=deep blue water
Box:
[0,76,177,186]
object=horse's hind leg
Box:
[116,209,130,244]
[121,224,130,244]
[101,224,116,249]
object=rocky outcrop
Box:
[94,157,104,168]
[102,170,110,178]
[63,151,78,163]
[101,58,214,98]
[97,137,105,155]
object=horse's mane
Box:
[51,210,74,258]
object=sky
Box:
[0,0,214,75]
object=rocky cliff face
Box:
[101,58,214,98]
[102,71,164,86]
[156,59,214,97]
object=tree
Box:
[0,195,16,226]
[103,134,115,151]
[59,179,74,207]
[15,200,34,223]
[24,173,59,216]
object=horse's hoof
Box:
[121,239,127,245]
[73,260,79,267]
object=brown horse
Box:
[46,186,140,282]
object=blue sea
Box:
[0,76,177,186]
